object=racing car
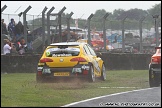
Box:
[36,42,106,83]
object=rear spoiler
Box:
[48,45,79,49]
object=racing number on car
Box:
[46,51,50,56]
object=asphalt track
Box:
[62,86,161,107]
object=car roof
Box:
[49,42,86,46]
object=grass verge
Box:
[1,70,149,107]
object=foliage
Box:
[27,3,161,31]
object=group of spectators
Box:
[1,18,33,55]
[3,38,28,55]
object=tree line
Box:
[28,3,161,31]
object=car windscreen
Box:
[45,45,80,57]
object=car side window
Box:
[83,47,87,55]
[83,45,91,55]
[86,44,97,56]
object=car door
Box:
[84,44,101,75]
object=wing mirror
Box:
[96,52,102,57]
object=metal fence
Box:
[88,15,160,54]
[1,6,161,54]
[1,13,42,32]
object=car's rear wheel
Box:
[149,69,160,87]
[100,64,106,81]
[88,65,95,82]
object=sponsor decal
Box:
[42,68,51,73]
[46,51,50,56]
[60,58,64,62]
[72,68,82,73]
[81,65,90,70]
[52,54,72,57]
[37,67,43,70]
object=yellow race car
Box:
[36,42,106,82]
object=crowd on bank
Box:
[1,18,33,55]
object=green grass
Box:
[1,70,149,107]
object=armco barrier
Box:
[1,54,42,73]
[99,52,151,70]
[1,53,152,73]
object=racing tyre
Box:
[100,64,106,81]
[149,69,160,87]
[88,65,95,82]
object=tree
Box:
[94,9,107,17]
[147,3,161,25]
[27,3,161,32]
[147,3,161,16]
[112,9,125,20]
[116,8,148,20]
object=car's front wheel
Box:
[149,68,160,87]
[88,65,95,82]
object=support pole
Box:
[1,5,7,13]
[121,16,127,53]
[23,5,32,42]
[42,6,48,51]
[87,14,94,46]
[67,12,74,42]
[152,15,159,47]
[47,7,55,45]
[58,6,66,42]
[1,5,7,54]
[139,16,145,53]
[103,13,109,52]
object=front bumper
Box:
[149,64,161,83]
[149,64,161,74]
[151,68,161,73]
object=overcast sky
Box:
[1,1,161,19]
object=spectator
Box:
[10,37,19,54]
[3,39,14,55]
[62,31,68,42]
[15,21,24,41]
[50,31,55,43]
[133,48,138,53]
[27,31,33,51]
[1,19,8,35]
[8,18,16,40]
[16,37,28,55]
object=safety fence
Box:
[1,12,161,54]
[1,53,152,73]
